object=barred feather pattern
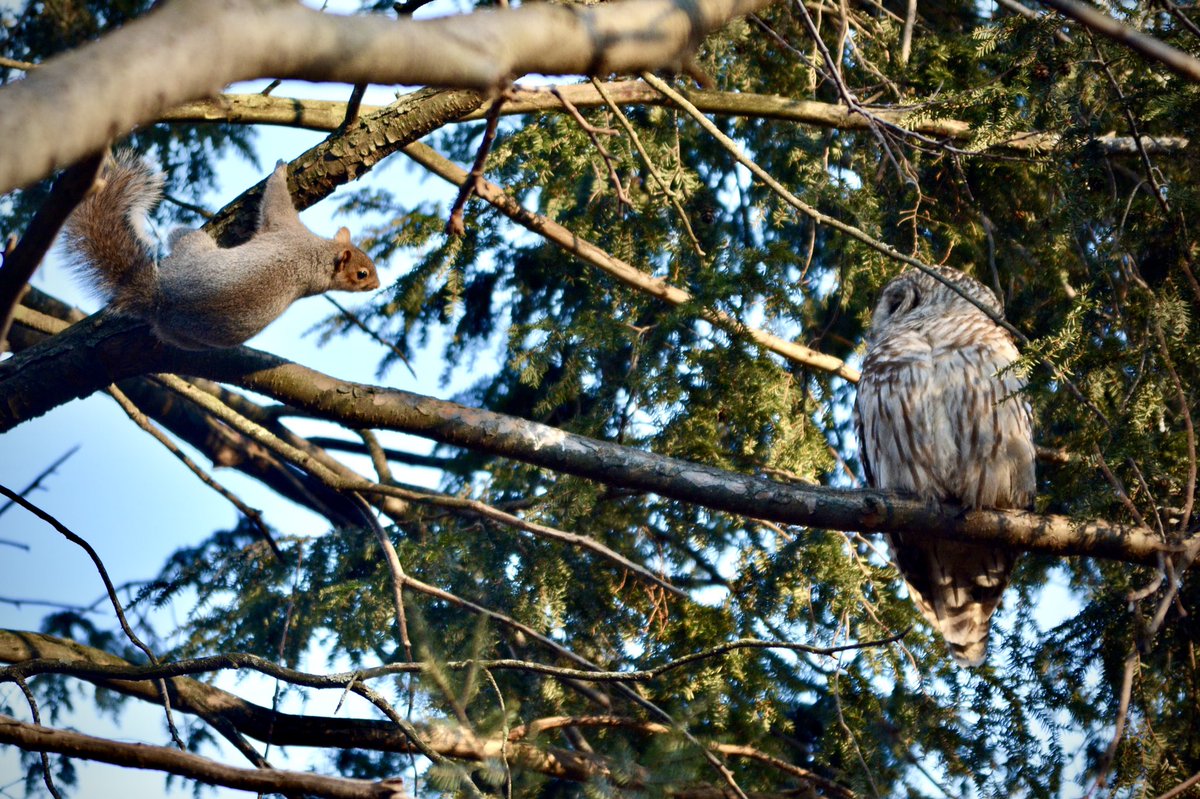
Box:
[854,267,1035,667]
[62,151,163,313]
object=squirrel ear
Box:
[335,248,353,271]
[335,227,352,245]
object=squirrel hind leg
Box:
[256,161,305,234]
[167,228,217,257]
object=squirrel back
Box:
[62,154,380,350]
[62,151,162,313]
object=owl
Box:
[854,266,1035,667]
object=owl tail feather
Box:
[889,536,1013,668]
[932,604,994,668]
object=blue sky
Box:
[0,78,469,797]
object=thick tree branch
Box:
[0,152,102,350]
[11,290,387,528]
[160,85,1192,155]
[0,715,408,799]
[0,630,857,798]
[1039,0,1200,83]
[0,0,774,193]
[0,308,1167,565]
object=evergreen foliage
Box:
[4,0,1200,797]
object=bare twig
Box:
[340,83,369,129]
[899,0,917,63]
[447,91,506,236]
[325,296,418,379]
[354,495,415,662]
[106,385,283,560]
[8,677,63,799]
[361,481,686,598]
[588,77,706,256]
[1090,651,1139,794]
[552,86,631,207]
[0,482,186,750]
[0,56,37,71]
[0,445,80,520]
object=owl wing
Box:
[857,323,1034,667]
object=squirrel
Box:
[63,151,380,350]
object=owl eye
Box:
[886,286,921,316]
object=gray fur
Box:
[63,153,380,350]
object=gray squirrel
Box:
[63,152,380,349]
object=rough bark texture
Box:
[0,307,1166,564]
[205,87,483,247]
[0,715,408,799]
[0,0,773,193]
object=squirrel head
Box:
[330,227,380,292]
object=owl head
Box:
[867,266,1004,341]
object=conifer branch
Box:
[0,715,410,799]
[160,86,1191,155]
[401,141,859,380]
[0,630,855,798]
[0,307,1168,567]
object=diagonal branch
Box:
[0,307,1167,565]
[0,715,408,799]
[402,141,859,380]
[1039,0,1200,82]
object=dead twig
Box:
[447,90,507,236]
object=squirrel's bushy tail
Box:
[62,151,162,312]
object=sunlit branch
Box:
[0,305,1168,566]
[0,715,408,799]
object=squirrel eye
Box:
[357,269,369,280]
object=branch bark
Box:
[0,306,1167,565]
[1039,0,1200,83]
[0,714,408,799]
[0,630,854,798]
[0,0,773,194]
[159,84,1192,155]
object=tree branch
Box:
[402,141,859,380]
[0,307,1167,565]
[1039,0,1200,83]
[159,85,1191,155]
[0,0,774,193]
[0,714,408,799]
[0,630,657,786]
[0,630,858,798]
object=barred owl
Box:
[854,267,1035,667]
